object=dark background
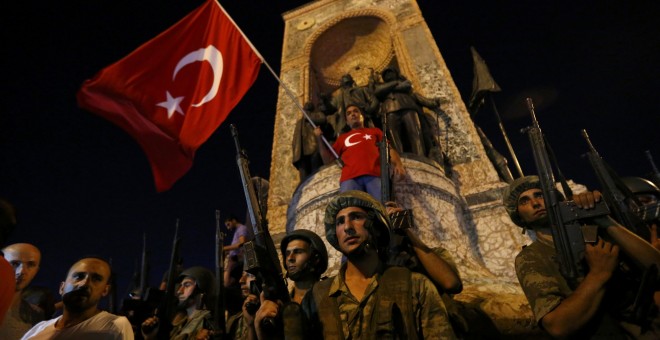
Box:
[2,1,658,308]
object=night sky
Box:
[2,1,659,308]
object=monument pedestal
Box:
[286,157,541,335]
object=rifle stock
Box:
[522,98,610,283]
[231,124,290,328]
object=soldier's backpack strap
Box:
[373,266,418,340]
[310,278,345,339]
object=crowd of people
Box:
[2,68,660,338]
[1,170,660,339]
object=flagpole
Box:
[260,60,343,167]
[489,95,524,178]
[214,0,343,166]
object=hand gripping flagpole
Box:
[215,1,343,168]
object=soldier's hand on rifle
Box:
[584,238,619,283]
[254,292,282,340]
[242,293,259,324]
[385,201,403,215]
[141,315,160,339]
[573,190,602,209]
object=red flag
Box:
[77,0,262,191]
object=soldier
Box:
[621,176,660,250]
[226,271,259,340]
[505,176,660,338]
[280,229,328,303]
[251,230,329,339]
[141,266,215,340]
[385,202,501,338]
[302,190,456,338]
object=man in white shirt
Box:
[22,257,133,339]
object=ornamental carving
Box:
[307,9,396,91]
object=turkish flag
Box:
[77,0,261,192]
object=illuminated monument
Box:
[267,0,540,334]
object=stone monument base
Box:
[286,156,545,336]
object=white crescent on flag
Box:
[78,0,262,192]
[174,45,224,108]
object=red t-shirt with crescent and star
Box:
[332,127,383,183]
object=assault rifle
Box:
[231,124,290,330]
[522,98,610,283]
[154,219,181,338]
[581,129,650,240]
[213,210,225,338]
[139,233,148,299]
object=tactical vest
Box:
[310,266,419,339]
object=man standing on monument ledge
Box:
[315,103,405,200]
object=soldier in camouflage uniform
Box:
[251,230,330,339]
[302,190,456,339]
[505,176,660,338]
[142,267,216,340]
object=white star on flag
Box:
[363,134,372,140]
[156,91,185,119]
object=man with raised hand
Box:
[315,104,405,200]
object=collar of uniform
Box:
[171,309,210,327]
[534,228,555,248]
[327,262,382,299]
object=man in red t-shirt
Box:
[315,104,405,199]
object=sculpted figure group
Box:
[293,67,451,181]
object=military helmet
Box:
[280,229,329,274]
[177,266,215,295]
[324,190,391,251]
[621,177,660,197]
[502,176,542,227]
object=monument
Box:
[268,0,541,335]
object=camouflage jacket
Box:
[304,263,456,339]
[515,238,633,338]
[169,309,211,340]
